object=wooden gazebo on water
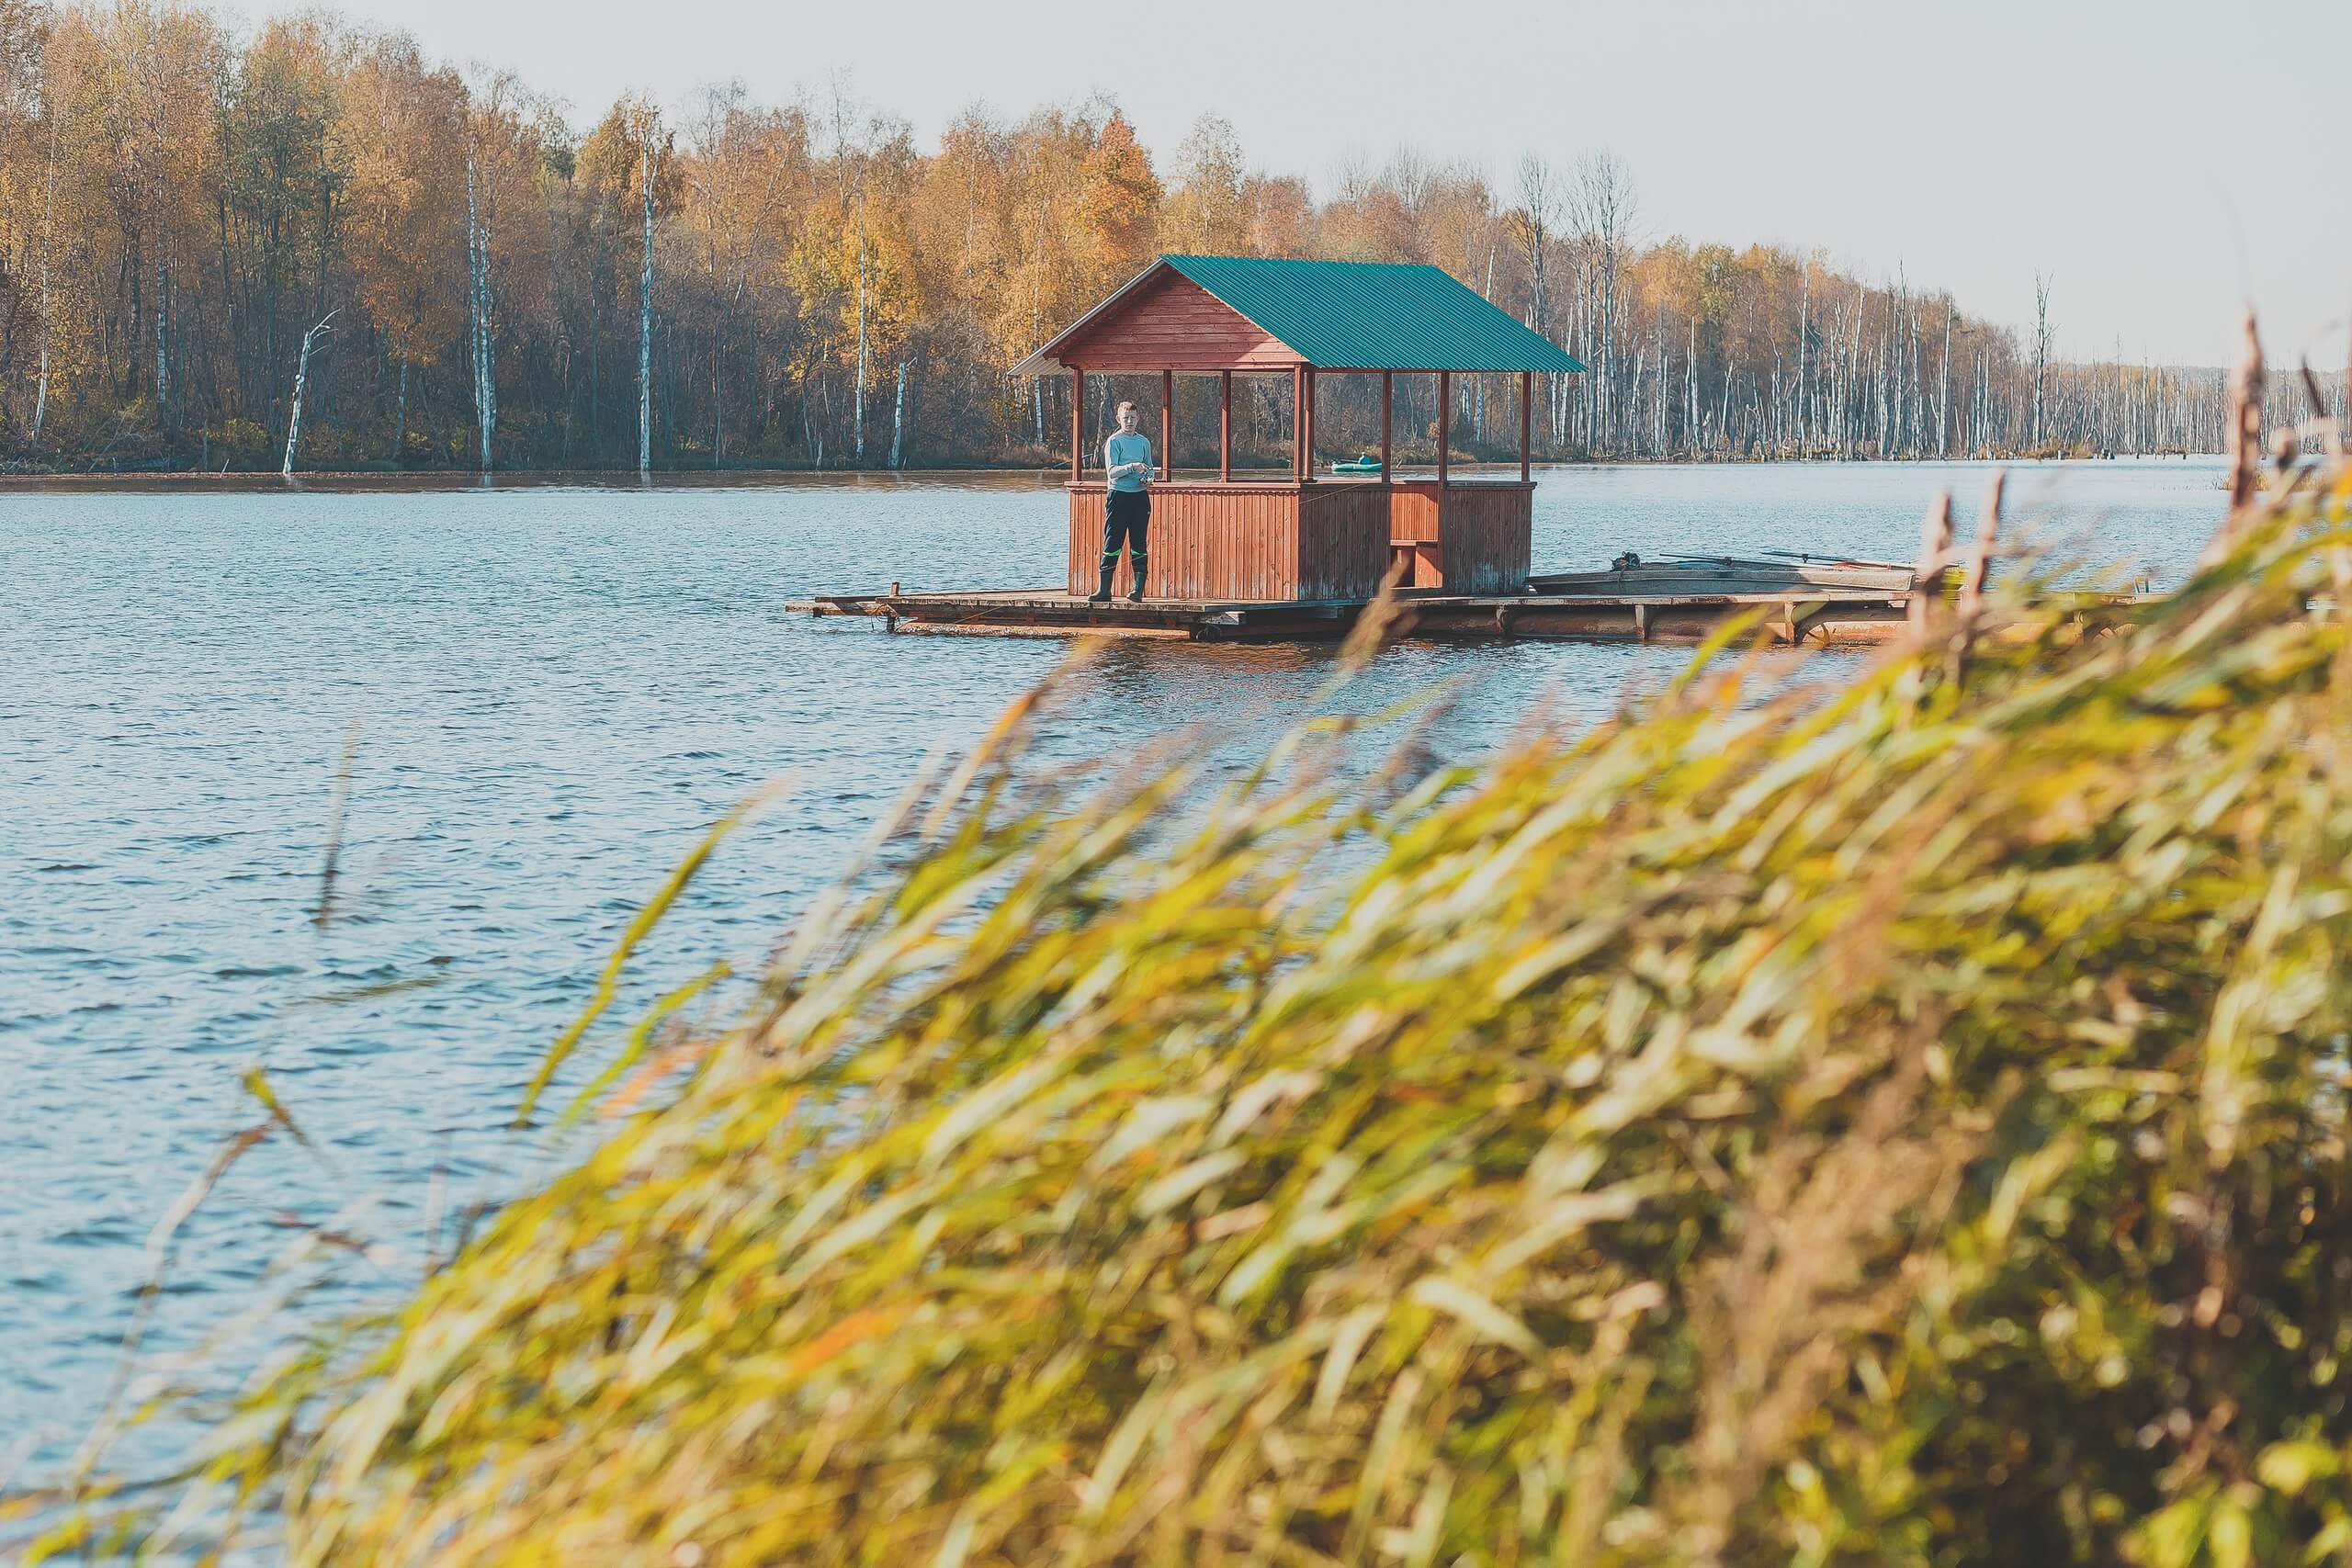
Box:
[1011,254,1584,602]
[798,256,2024,647]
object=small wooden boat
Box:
[1530,551,1943,598]
[1329,455,1382,474]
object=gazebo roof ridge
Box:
[1012,254,1587,378]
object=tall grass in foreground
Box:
[26,332,2352,1565]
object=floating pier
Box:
[794,555,2147,648]
[794,571,1925,647]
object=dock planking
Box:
[788,582,1945,647]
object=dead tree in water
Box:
[1937,303,1953,457]
[1794,262,1811,457]
[282,310,338,477]
[2030,272,2054,450]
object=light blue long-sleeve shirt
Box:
[1104,431,1153,493]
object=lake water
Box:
[0,457,2229,1478]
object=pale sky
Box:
[345,0,2345,367]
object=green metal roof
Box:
[1012,255,1588,376]
[1162,255,1584,374]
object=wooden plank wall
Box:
[1067,481,1524,602]
[1297,487,1392,601]
[1436,484,1535,596]
[1378,482,1532,593]
[1069,484,1306,601]
[1385,481,1443,545]
[1059,274,1299,371]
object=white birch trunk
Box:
[481,212,497,463]
[854,234,868,463]
[1685,319,1697,453]
[1627,347,1645,457]
[466,156,495,472]
[33,76,62,444]
[393,355,410,466]
[467,161,481,450]
[1028,296,1045,447]
[155,254,168,414]
[1795,265,1810,457]
[282,310,336,477]
[1937,306,1952,457]
[153,97,168,417]
[1654,310,1666,455]
[639,141,656,475]
[2030,274,2053,450]
[1846,282,1864,457]
[890,360,906,468]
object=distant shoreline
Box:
[0,452,2226,489]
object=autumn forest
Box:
[0,0,2299,473]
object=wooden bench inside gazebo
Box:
[1013,254,1586,603]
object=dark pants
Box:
[1101,489,1150,584]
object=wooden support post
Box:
[1437,371,1451,486]
[1302,367,1317,482]
[1220,370,1232,482]
[1161,368,1173,479]
[1380,370,1392,480]
[1069,366,1082,482]
[1291,366,1304,479]
[1520,369,1532,482]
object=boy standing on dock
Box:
[1092,400,1152,603]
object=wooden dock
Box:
[789,581,1931,647]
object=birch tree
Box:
[2030,271,2054,450]
[281,308,334,475]
[17,0,60,444]
[1158,113,1245,254]
[466,154,494,468]
[1568,150,1636,450]
[1507,154,1559,338]
[640,128,657,474]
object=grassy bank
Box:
[23,344,2352,1565]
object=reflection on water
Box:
[0,457,2226,1469]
